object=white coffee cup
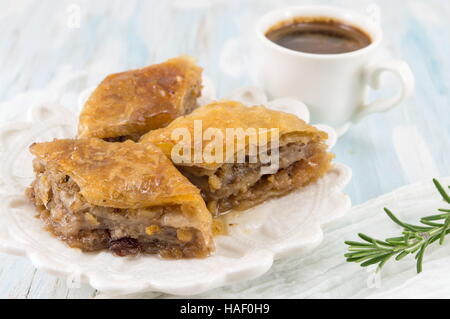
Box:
[255,5,414,135]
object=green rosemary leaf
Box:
[385,240,405,246]
[404,232,410,245]
[403,223,433,231]
[420,220,444,227]
[384,208,421,232]
[357,233,374,243]
[347,247,378,252]
[361,253,392,267]
[421,213,449,220]
[344,241,373,247]
[428,236,440,245]
[373,241,395,250]
[345,250,387,259]
[345,179,450,274]
[429,229,450,244]
[385,236,405,242]
[416,240,430,273]
[409,243,423,255]
[395,251,409,261]
[358,233,394,247]
[347,253,384,263]
[433,178,450,204]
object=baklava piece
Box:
[26,138,213,258]
[140,100,334,215]
[78,56,203,142]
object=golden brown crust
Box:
[29,138,214,254]
[78,56,203,139]
[29,138,204,210]
[140,100,328,170]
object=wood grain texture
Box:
[0,0,448,298]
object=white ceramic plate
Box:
[0,71,351,296]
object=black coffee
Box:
[265,17,371,54]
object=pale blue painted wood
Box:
[0,0,448,298]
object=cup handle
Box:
[353,59,414,121]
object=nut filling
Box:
[27,163,207,258]
[179,140,332,215]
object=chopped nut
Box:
[177,228,193,242]
[212,219,226,236]
[84,213,100,226]
[39,175,51,204]
[145,224,161,236]
[207,200,218,214]
[208,175,222,190]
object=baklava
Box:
[140,100,333,215]
[26,138,213,258]
[78,56,203,142]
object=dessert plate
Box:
[0,70,351,296]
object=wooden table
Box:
[0,0,449,298]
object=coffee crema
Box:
[265,17,372,54]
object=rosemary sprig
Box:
[345,178,450,273]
